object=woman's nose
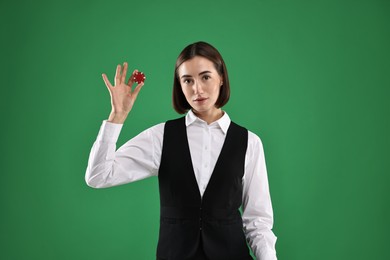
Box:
[193,81,203,94]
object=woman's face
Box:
[177,56,223,116]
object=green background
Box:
[1,0,389,259]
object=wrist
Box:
[107,111,129,124]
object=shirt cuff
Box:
[257,251,277,260]
[96,120,123,143]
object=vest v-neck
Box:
[183,120,233,201]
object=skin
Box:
[177,56,224,124]
[102,62,145,124]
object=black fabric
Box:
[156,117,253,260]
[157,234,209,260]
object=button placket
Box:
[202,127,211,172]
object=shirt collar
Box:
[185,110,231,135]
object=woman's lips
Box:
[194,97,208,102]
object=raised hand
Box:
[102,62,145,124]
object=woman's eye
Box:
[183,79,192,84]
[203,75,211,80]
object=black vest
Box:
[157,117,253,260]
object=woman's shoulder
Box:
[232,122,263,149]
[143,122,165,135]
[246,128,263,144]
[227,116,263,146]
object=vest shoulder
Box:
[165,117,185,127]
[166,117,185,123]
[230,121,248,135]
[230,120,247,130]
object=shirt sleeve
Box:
[242,131,277,260]
[85,120,164,188]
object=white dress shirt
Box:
[85,110,277,259]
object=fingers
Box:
[105,64,143,89]
[102,73,113,91]
[114,64,121,86]
[121,62,128,84]
[114,63,135,86]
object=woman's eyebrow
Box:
[181,71,212,78]
[199,71,212,76]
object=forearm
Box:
[243,214,277,260]
[85,121,124,188]
[242,182,277,259]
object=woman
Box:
[86,41,277,260]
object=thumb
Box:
[131,82,145,100]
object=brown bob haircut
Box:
[173,41,230,114]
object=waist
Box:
[160,206,241,220]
